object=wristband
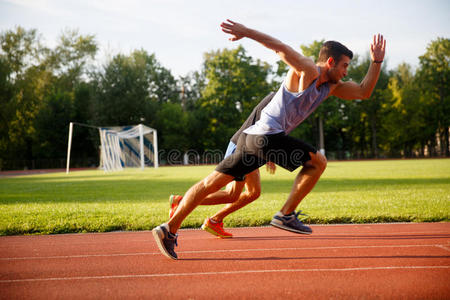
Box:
[373,60,383,64]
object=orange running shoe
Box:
[201,217,233,238]
[169,195,183,218]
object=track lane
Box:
[1,223,449,299]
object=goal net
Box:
[66,123,158,173]
[98,124,158,172]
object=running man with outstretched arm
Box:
[153,19,386,259]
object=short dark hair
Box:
[317,41,353,63]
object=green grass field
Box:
[1,159,449,235]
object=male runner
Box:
[153,19,386,259]
[169,92,276,238]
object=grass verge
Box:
[0,159,449,235]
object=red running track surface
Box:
[1,223,449,299]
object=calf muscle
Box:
[168,171,233,233]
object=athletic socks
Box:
[162,223,177,238]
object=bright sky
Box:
[1,0,449,77]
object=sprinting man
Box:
[169,92,277,238]
[153,19,386,259]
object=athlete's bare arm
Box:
[221,19,318,91]
[332,34,386,100]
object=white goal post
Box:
[66,122,159,173]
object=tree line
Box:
[0,27,448,170]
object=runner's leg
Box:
[210,169,261,222]
[200,180,245,205]
[280,151,327,214]
[168,171,234,233]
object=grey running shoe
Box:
[270,211,312,235]
[152,224,178,260]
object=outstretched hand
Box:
[370,34,386,62]
[221,19,246,41]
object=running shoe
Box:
[152,223,178,260]
[169,195,183,218]
[201,217,233,238]
[270,211,312,235]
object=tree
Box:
[0,27,99,169]
[33,91,75,159]
[92,50,177,127]
[178,70,206,111]
[156,102,190,163]
[91,50,181,164]
[33,30,98,163]
[354,55,389,158]
[0,27,46,168]
[417,38,450,156]
[44,29,97,91]
[0,54,14,166]
[197,46,272,150]
[382,63,425,157]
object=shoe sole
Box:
[270,220,312,235]
[152,227,178,260]
[201,224,232,239]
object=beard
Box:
[327,68,341,84]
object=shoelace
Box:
[294,210,308,219]
[173,234,178,247]
[168,232,178,247]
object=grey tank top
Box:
[244,71,330,135]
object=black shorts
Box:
[216,132,317,181]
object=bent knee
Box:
[306,151,327,172]
[246,186,261,202]
[249,189,261,201]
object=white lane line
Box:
[191,229,450,235]
[1,226,448,240]
[177,230,450,241]
[2,244,449,261]
[436,245,450,252]
[1,266,449,284]
[308,231,450,235]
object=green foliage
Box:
[0,27,44,166]
[45,29,97,90]
[417,37,450,156]
[34,91,74,158]
[197,46,273,150]
[156,102,190,152]
[0,26,448,170]
[381,63,425,156]
[92,50,179,125]
[300,39,324,61]
[0,27,98,169]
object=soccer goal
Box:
[66,122,159,173]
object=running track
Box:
[1,223,449,299]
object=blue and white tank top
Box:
[243,71,330,135]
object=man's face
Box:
[328,55,351,83]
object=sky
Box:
[1,0,449,77]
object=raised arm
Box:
[332,34,386,100]
[221,19,317,77]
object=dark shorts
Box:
[216,132,317,181]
